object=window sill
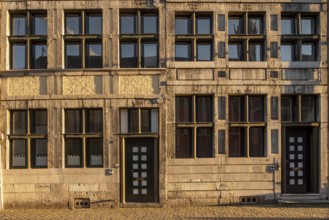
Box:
[175,61,214,68]
[281,61,321,68]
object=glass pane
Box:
[141,109,151,132]
[281,96,297,121]
[175,42,192,61]
[270,42,278,58]
[120,14,137,34]
[86,43,102,68]
[249,43,263,61]
[31,139,48,168]
[270,15,278,31]
[31,44,47,69]
[301,17,315,34]
[228,17,243,34]
[86,14,102,35]
[12,140,27,167]
[142,14,157,34]
[142,43,158,67]
[302,43,316,61]
[176,96,192,122]
[197,128,212,158]
[120,42,137,68]
[128,109,139,132]
[65,138,82,167]
[249,96,264,122]
[12,43,26,69]
[218,130,225,154]
[65,109,82,133]
[86,109,103,133]
[176,128,193,158]
[281,17,295,35]
[249,127,265,157]
[32,14,47,35]
[271,97,279,119]
[196,96,212,122]
[218,14,225,31]
[281,44,294,61]
[229,127,246,157]
[12,111,26,134]
[30,110,47,134]
[196,42,212,61]
[65,14,81,35]
[248,17,263,34]
[196,16,211,34]
[271,129,279,154]
[301,96,315,122]
[229,96,244,122]
[175,16,192,35]
[86,138,103,167]
[12,15,26,35]
[218,96,226,120]
[66,43,81,68]
[228,43,243,61]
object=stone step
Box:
[278,199,329,205]
[281,194,323,200]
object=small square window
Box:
[301,96,315,122]
[281,43,295,61]
[86,138,103,167]
[85,42,102,68]
[249,96,264,122]
[229,96,245,122]
[196,96,212,122]
[11,140,27,168]
[175,42,192,61]
[301,42,316,61]
[66,42,82,68]
[249,42,263,61]
[176,128,193,158]
[30,110,47,134]
[281,96,298,122]
[228,42,244,61]
[120,14,137,34]
[31,139,48,168]
[11,15,26,36]
[128,109,139,133]
[65,14,81,35]
[85,109,103,133]
[176,96,192,122]
[142,42,158,68]
[228,16,243,34]
[65,109,82,133]
[301,17,315,35]
[248,16,263,34]
[196,127,212,158]
[32,14,47,35]
[141,14,158,34]
[249,127,265,157]
[196,16,212,34]
[229,127,246,157]
[66,138,83,167]
[175,16,192,35]
[120,42,138,68]
[281,17,295,35]
[31,43,47,69]
[12,111,27,135]
[196,42,212,61]
[85,13,102,35]
[11,43,26,69]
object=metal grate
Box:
[74,198,90,209]
[240,196,258,204]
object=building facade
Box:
[0,0,328,208]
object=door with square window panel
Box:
[125,138,158,203]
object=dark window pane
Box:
[271,129,279,154]
[175,42,192,61]
[281,17,295,35]
[176,128,193,158]
[271,97,279,120]
[12,43,26,69]
[31,43,47,69]
[141,109,151,132]
[218,130,225,154]
[12,111,26,134]
[248,16,263,34]
[249,96,264,122]
[302,43,316,61]
[141,14,157,34]
[218,14,225,31]
[30,110,47,134]
[65,14,81,35]
[249,42,263,61]
[228,42,243,61]
[11,140,27,167]
[196,96,212,122]
[270,71,279,78]
[196,42,212,61]
[65,109,82,133]
[229,127,246,157]
[120,42,137,68]
[31,139,48,168]
[86,138,103,167]
[120,14,137,34]
[249,127,265,157]
[86,109,103,133]
[218,96,226,120]
[228,16,243,34]
[66,43,81,68]
[175,16,192,35]
[176,96,192,122]
[301,96,315,122]
[197,128,212,158]
[86,42,102,68]
[270,15,278,31]
[12,15,26,35]
[281,96,297,121]
[128,109,139,132]
[86,14,102,35]
[281,43,294,61]
[229,96,244,122]
[301,17,315,34]
[218,42,225,58]
[32,14,47,35]
[142,43,158,67]
[65,138,82,167]
[270,42,278,58]
[196,16,211,34]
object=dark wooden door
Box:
[125,138,158,203]
[285,128,309,193]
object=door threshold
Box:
[120,203,162,208]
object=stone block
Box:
[282,69,318,80]
[167,199,190,207]
[119,75,159,94]
[35,184,51,193]
[63,76,102,94]
[177,69,214,80]
[68,183,99,192]
[8,76,47,96]
[230,69,266,80]
[14,184,35,193]
[190,198,218,206]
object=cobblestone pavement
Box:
[0,205,329,220]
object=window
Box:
[64,11,102,68]
[228,96,266,157]
[10,12,47,69]
[281,95,317,122]
[64,109,103,168]
[10,110,47,168]
[175,96,213,158]
[228,13,265,61]
[120,11,158,68]
[175,13,213,61]
[120,108,159,133]
[281,13,319,61]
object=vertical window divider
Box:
[27,110,31,169]
[194,126,197,159]
[298,95,302,122]
[81,12,85,69]
[297,13,301,34]
[27,38,31,69]
[138,108,141,134]
[82,109,86,168]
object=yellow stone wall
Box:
[119,75,159,95]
